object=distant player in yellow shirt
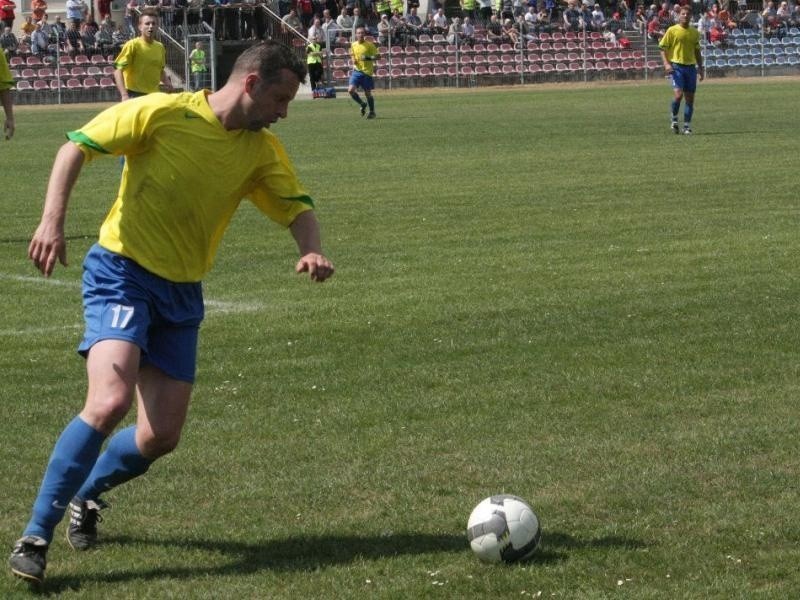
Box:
[113,7,172,100]
[659,6,704,135]
[10,41,334,587]
[348,26,379,119]
[0,49,14,139]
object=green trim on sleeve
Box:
[284,195,315,208]
[66,130,111,154]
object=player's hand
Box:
[4,116,13,140]
[295,252,334,282]
[28,221,67,277]
[698,66,705,81]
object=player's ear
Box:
[243,73,260,95]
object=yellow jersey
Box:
[0,51,13,91]
[350,40,378,76]
[67,90,314,283]
[659,24,700,65]
[114,37,167,94]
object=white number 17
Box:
[109,304,135,329]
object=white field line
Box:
[0,273,263,337]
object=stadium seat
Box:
[99,76,115,88]
[32,79,49,91]
[404,67,418,77]
[9,56,24,67]
[15,80,33,91]
[26,56,43,66]
[86,66,102,76]
[20,68,36,79]
[90,54,106,65]
[74,54,90,65]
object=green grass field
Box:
[1,78,799,598]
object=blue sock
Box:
[670,99,680,120]
[75,425,153,502]
[367,96,375,113]
[684,103,693,125]
[24,417,105,543]
[349,91,364,107]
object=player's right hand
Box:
[28,223,67,277]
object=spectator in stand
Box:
[31,0,47,23]
[96,22,113,53]
[351,7,366,36]
[514,13,534,42]
[65,0,88,26]
[0,48,14,140]
[30,20,50,54]
[478,0,493,22]
[125,0,139,35]
[657,0,672,24]
[431,7,448,34]
[98,0,112,21]
[114,8,172,100]
[377,13,391,44]
[65,20,85,55]
[461,15,475,44]
[604,12,623,42]
[446,16,460,44]
[297,0,314,29]
[486,14,503,41]
[579,3,593,29]
[634,5,647,33]
[321,10,339,45]
[406,6,422,30]
[461,0,478,21]
[112,23,129,50]
[544,0,556,23]
[0,26,17,57]
[789,3,800,27]
[501,17,519,43]
[0,0,14,30]
[51,15,66,42]
[281,8,303,34]
[81,20,98,54]
[307,16,322,42]
[563,0,582,31]
[775,1,790,24]
[524,5,537,24]
[336,8,353,32]
[590,4,606,31]
[534,8,551,33]
[708,18,728,45]
[646,14,662,40]
[620,0,634,29]
[761,0,776,21]
[20,15,36,44]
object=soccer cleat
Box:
[366,112,376,119]
[671,121,679,134]
[9,536,48,585]
[683,126,692,135]
[67,498,108,551]
[360,104,367,117]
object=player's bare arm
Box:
[28,142,86,277]
[290,210,334,282]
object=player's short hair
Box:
[231,41,307,86]
[140,7,160,19]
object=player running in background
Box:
[113,7,172,101]
[348,26,378,119]
[659,5,704,135]
[9,41,334,588]
[0,48,14,139]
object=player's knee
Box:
[81,395,134,433]
[138,430,182,458]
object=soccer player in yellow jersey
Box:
[348,26,378,119]
[0,49,14,139]
[659,6,704,135]
[113,7,172,100]
[10,41,334,587]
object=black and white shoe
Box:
[67,498,108,551]
[671,121,680,134]
[9,535,48,585]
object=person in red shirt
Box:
[0,0,16,30]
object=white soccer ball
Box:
[466,494,541,563]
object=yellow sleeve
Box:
[66,96,156,160]
[248,135,314,227]
[0,52,13,91]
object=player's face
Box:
[139,15,158,39]
[244,69,300,131]
[355,27,365,42]
[678,8,690,25]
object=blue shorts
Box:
[670,63,697,93]
[78,244,204,382]
[349,70,375,91]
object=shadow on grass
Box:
[36,529,646,594]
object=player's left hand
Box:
[698,66,705,81]
[296,253,334,282]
